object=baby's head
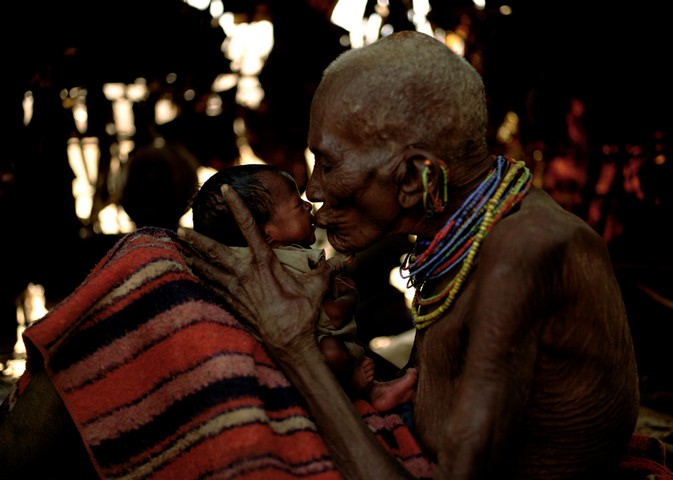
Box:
[191,164,316,248]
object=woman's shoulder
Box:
[484,187,607,268]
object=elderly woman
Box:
[181,31,640,479]
[3,31,653,480]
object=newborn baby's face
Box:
[264,173,316,248]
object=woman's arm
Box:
[273,338,411,479]
[178,185,412,479]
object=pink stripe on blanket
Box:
[53,301,237,391]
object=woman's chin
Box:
[327,232,365,255]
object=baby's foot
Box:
[352,356,376,391]
[369,367,418,412]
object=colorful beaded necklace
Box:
[400,155,532,330]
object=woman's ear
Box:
[397,149,448,210]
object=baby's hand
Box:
[322,276,359,329]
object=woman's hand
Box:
[180,186,409,480]
[178,184,353,356]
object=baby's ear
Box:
[398,150,446,209]
[261,222,279,246]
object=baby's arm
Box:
[322,275,359,329]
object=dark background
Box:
[0,0,670,396]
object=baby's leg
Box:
[319,336,352,388]
[368,367,418,412]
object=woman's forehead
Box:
[309,119,368,162]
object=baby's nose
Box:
[303,200,313,211]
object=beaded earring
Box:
[422,160,448,216]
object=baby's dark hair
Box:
[190,164,297,246]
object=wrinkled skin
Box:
[411,188,639,479]
[180,188,412,479]
[179,182,639,479]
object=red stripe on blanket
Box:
[53,301,241,393]
[65,321,265,423]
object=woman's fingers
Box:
[178,227,242,271]
[185,255,230,286]
[187,255,261,327]
[220,184,274,264]
[177,186,358,353]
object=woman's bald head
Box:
[311,30,488,164]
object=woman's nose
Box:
[303,200,313,211]
[305,175,322,202]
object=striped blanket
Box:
[8,227,433,480]
[4,227,672,479]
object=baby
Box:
[190,164,416,410]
